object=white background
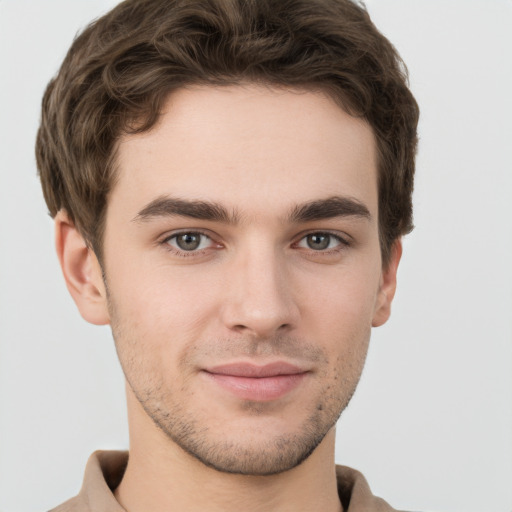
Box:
[0,1,511,511]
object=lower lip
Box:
[204,372,307,401]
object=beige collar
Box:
[50,450,400,512]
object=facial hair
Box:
[108,294,370,476]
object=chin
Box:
[177,429,328,476]
[145,398,341,476]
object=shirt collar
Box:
[52,450,398,512]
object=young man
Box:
[36,0,419,510]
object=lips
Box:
[203,362,308,401]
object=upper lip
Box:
[205,362,307,378]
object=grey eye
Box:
[297,233,343,251]
[169,232,210,251]
[306,233,331,250]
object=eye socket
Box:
[296,232,345,251]
[166,232,212,252]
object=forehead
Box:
[112,84,378,221]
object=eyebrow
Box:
[288,196,371,223]
[133,196,237,224]
[132,195,371,225]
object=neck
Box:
[114,388,343,512]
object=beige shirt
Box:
[49,451,402,512]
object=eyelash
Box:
[159,230,351,258]
[160,230,218,257]
[293,231,351,253]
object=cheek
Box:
[299,262,379,375]
[305,265,380,332]
[107,261,222,349]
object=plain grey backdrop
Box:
[0,1,511,511]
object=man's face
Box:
[95,85,396,475]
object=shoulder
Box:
[336,465,411,512]
[49,495,87,512]
[48,451,128,512]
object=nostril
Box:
[229,322,291,336]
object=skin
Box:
[56,84,401,512]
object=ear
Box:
[372,239,402,328]
[55,210,110,325]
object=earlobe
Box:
[55,211,110,326]
[372,239,402,328]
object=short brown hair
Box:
[36,0,419,266]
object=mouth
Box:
[202,362,309,402]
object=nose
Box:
[220,243,300,339]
